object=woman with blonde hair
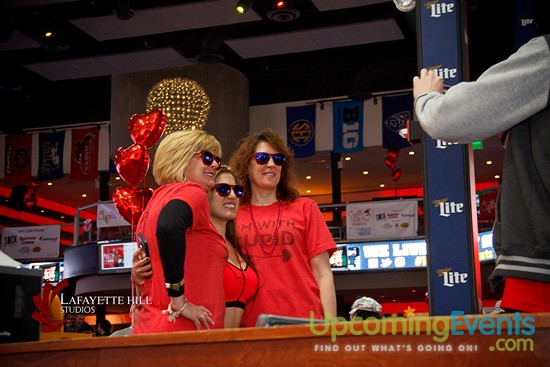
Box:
[132,129,226,333]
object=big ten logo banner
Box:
[286,104,316,158]
[332,100,364,154]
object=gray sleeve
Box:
[414,35,550,143]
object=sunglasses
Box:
[214,183,244,198]
[254,152,286,166]
[194,150,221,170]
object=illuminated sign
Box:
[330,231,496,272]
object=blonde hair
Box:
[153,130,222,186]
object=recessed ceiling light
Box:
[40,209,45,213]
[494,175,500,179]
[60,215,65,219]
[306,189,311,193]
[344,157,351,161]
[115,176,121,180]
[305,175,311,180]
[362,171,369,175]
[486,160,492,165]
[408,151,415,155]
[47,182,53,186]
[380,184,385,188]
[82,194,87,198]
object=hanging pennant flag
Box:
[38,131,65,181]
[333,100,364,154]
[4,134,33,185]
[71,127,99,180]
[286,104,316,158]
[382,93,413,149]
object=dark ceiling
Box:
[0,0,533,133]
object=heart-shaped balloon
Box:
[128,110,167,149]
[384,156,396,170]
[112,187,154,227]
[387,148,401,160]
[391,168,402,182]
[24,196,37,210]
[114,144,150,188]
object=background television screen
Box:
[24,261,64,285]
[329,245,348,270]
[98,242,138,275]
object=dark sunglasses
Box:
[254,152,286,166]
[194,150,221,170]
[215,183,244,198]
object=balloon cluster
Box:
[24,178,41,211]
[112,110,167,229]
[384,148,402,182]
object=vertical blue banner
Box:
[332,100,364,154]
[38,131,65,181]
[418,0,481,316]
[515,0,536,48]
[286,104,316,158]
[382,93,413,149]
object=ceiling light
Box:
[305,175,311,180]
[344,157,351,161]
[47,182,53,186]
[362,171,369,175]
[236,0,253,14]
[82,194,88,198]
[380,184,385,188]
[486,160,492,165]
[393,0,416,12]
[494,175,500,179]
[408,151,415,155]
[306,189,311,193]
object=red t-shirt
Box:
[236,198,336,327]
[132,182,227,333]
[500,277,550,312]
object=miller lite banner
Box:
[332,100,364,154]
[286,104,316,158]
[71,127,99,180]
[419,0,482,315]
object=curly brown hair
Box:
[228,128,299,205]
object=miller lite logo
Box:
[437,267,468,287]
[433,198,464,217]
[425,1,455,17]
[288,119,313,146]
[435,140,459,149]
[519,18,534,27]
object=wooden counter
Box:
[1,313,549,367]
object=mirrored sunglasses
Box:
[194,150,221,170]
[215,183,244,198]
[254,152,286,166]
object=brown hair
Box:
[228,128,299,205]
[213,166,255,271]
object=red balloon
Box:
[391,168,402,182]
[112,187,154,227]
[114,144,150,188]
[387,148,401,160]
[128,110,167,149]
[384,156,396,170]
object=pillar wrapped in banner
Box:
[417,0,482,315]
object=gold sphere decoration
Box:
[146,77,210,134]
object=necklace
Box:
[247,200,282,255]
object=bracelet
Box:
[165,279,185,291]
[161,298,188,323]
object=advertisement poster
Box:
[1,225,60,260]
[346,200,418,240]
